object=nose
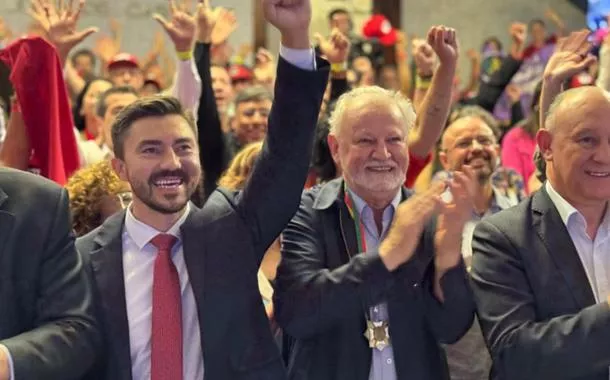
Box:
[592,141,610,164]
[371,142,391,160]
[159,149,181,170]
[470,139,483,152]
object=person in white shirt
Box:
[470,29,610,380]
[75,1,330,379]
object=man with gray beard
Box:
[275,26,477,380]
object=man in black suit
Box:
[76,1,328,379]
[470,30,610,380]
[0,168,100,380]
[274,26,477,380]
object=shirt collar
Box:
[347,187,402,219]
[545,181,610,231]
[124,203,191,250]
[545,181,580,226]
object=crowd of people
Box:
[0,0,609,379]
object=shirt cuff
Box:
[279,44,316,71]
[0,344,15,380]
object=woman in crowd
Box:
[66,159,131,236]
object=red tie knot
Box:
[150,233,178,252]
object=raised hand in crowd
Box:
[28,0,98,64]
[195,0,218,43]
[413,38,436,77]
[540,29,596,128]
[153,0,197,53]
[211,7,238,46]
[509,22,527,59]
[262,0,311,49]
[314,27,351,65]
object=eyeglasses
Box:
[453,136,494,150]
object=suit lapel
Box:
[90,212,133,380]
[532,188,596,308]
[180,211,209,357]
[0,189,13,266]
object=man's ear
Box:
[536,129,553,162]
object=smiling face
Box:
[539,88,610,208]
[328,96,409,201]
[440,117,499,185]
[112,114,201,216]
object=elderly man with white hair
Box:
[274,26,478,380]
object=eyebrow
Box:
[137,137,195,148]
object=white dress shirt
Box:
[546,182,610,304]
[0,43,316,380]
[546,182,610,380]
[123,203,204,380]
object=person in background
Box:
[73,78,113,141]
[501,81,542,193]
[71,48,97,80]
[437,115,518,380]
[66,160,132,236]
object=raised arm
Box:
[410,26,458,158]
[193,0,229,199]
[237,0,329,259]
[153,0,202,114]
[539,30,596,129]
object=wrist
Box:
[330,62,347,73]
[197,33,211,44]
[281,30,310,50]
[416,74,432,90]
[176,49,193,61]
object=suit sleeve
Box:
[273,194,400,339]
[471,220,610,379]
[415,224,475,344]
[236,55,329,262]
[0,189,101,379]
[194,42,228,199]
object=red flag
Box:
[0,37,80,185]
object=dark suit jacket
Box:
[0,168,100,379]
[274,178,475,380]
[471,187,610,380]
[77,56,329,380]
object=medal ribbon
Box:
[343,184,368,254]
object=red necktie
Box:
[150,234,183,380]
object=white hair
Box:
[328,86,416,137]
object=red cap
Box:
[229,64,253,82]
[107,53,140,70]
[362,14,397,46]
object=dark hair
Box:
[111,96,197,159]
[482,37,503,52]
[70,48,97,68]
[529,19,546,29]
[328,8,349,21]
[522,81,543,137]
[73,78,113,131]
[234,85,273,108]
[96,86,139,119]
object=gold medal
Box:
[364,320,390,351]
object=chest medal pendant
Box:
[364,320,390,351]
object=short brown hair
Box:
[111,95,196,159]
